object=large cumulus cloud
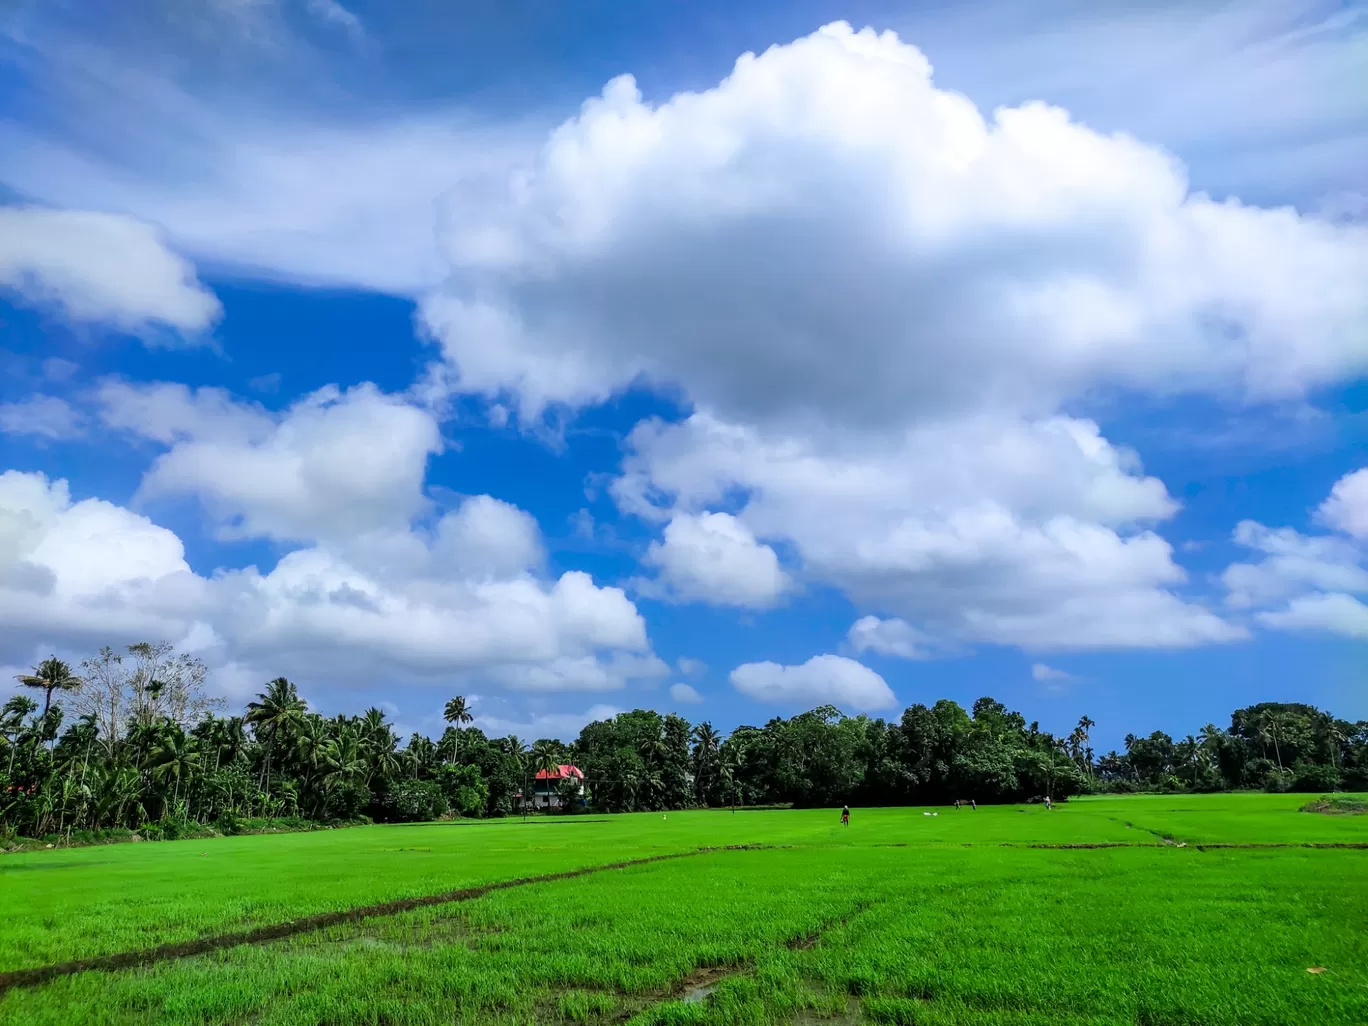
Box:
[422,22,1368,427]
[413,22,1367,652]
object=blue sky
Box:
[0,0,1365,751]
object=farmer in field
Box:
[841,805,850,827]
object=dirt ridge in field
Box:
[0,844,774,995]
[600,898,882,1023]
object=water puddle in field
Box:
[678,965,742,1004]
[681,981,718,1004]
[793,996,861,1024]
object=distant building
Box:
[517,764,586,810]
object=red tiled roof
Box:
[533,763,584,781]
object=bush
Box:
[1290,761,1340,793]
[1343,766,1368,792]
[1261,769,1294,794]
[325,781,372,821]
[382,779,449,822]
[437,764,488,818]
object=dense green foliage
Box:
[4,641,1365,844]
[1,797,1365,1025]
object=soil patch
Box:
[1301,797,1367,816]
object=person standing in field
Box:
[971,799,976,810]
[1044,796,1052,811]
[841,805,850,827]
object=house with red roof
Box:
[518,764,586,810]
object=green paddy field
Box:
[2,794,1364,1025]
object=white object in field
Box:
[923,811,931,816]
[932,812,938,817]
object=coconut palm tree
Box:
[1316,717,1347,772]
[404,734,437,779]
[529,740,559,809]
[444,696,473,728]
[322,729,368,795]
[442,696,474,762]
[2,696,37,777]
[1197,723,1223,750]
[1174,735,1201,787]
[245,678,307,790]
[149,728,202,813]
[15,657,83,718]
[503,735,529,815]
[1258,710,1288,771]
[691,722,720,803]
[1075,716,1096,777]
[292,715,334,799]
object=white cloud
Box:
[409,20,1355,655]
[730,654,897,713]
[0,396,85,440]
[0,104,529,295]
[669,682,703,704]
[483,653,667,693]
[847,616,930,659]
[306,0,363,39]
[1256,592,1368,639]
[1031,663,1072,682]
[0,470,661,694]
[41,358,79,382]
[97,380,443,544]
[248,372,282,394]
[472,703,624,743]
[677,657,707,676]
[617,411,1241,651]
[0,470,209,654]
[422,22,1368,426]
[4,2,1362,298]
[0,206,220,336]
[896,1,1368,208]
[641,511,790,608]
[1319,468,1368,540]
[1223,520,1368,607]
[1223,467,1368,639]
[433,495,544,579]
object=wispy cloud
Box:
[0,394,85,440]
[307,0,364,40]
[1031,663,1077,694]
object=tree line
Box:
[2,641,1363,843]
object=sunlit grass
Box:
[2,794,1364,1025]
